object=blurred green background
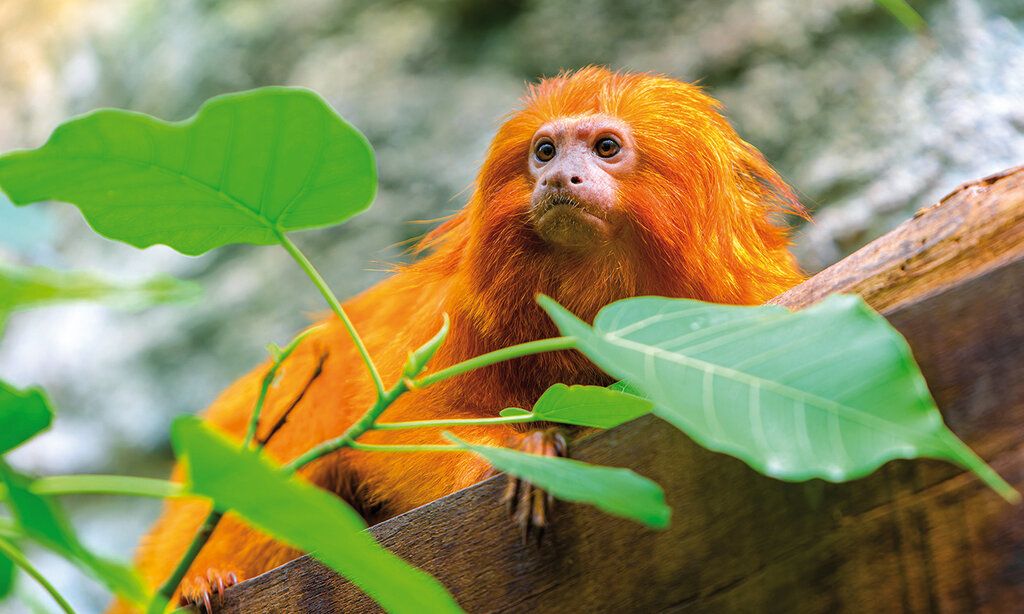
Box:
[1,0,1022,610]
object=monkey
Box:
[110,66,805,612]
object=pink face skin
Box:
[528,114,637,250]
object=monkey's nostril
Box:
[570,176,582,184]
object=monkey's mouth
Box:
[532,194,611,249]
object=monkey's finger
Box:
[503,474,521,517]
[208,569,225,596]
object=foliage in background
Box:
[0,264,198,333]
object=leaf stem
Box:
[0,536,76,614]
[244,326,321,448]
[275,232,385,398]
[285,379,407,471]
[286,336,575,471]
[414,336,576,388]
[373,415,535,430]
[148,509,222,614]
[30,475,184,499]
[350,442,467,453]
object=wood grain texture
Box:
[772,166,1024,313]
[213,168,1024,613]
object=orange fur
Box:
[112,67,805,612]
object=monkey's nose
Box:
[542,174,583,188]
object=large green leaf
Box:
[444,434,670,528]
[0,87,377,256]
[0,462,147,604]
[0,264,198,332]
[0,382,53,455]
[524,384,652,429]
[539,294,1019,502]
[172,417,462,614]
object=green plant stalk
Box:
[275,232,385,398]
[243,366,280,449]
[349,442,467,453]
[373,415,535,430]
[414,337,576,388]
[875,0,926,31]
[243,326,321,448]
[31,476,183,499]
[287,335,577,471]
[0,536,76,614]
[285,379,408,471]
[148,509,222,614]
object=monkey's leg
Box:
[502,427,568,543]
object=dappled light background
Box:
[1,0,1023,609]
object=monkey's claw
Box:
[502,428,568,544]
[179,568,241,613]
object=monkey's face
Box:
[457,67,803,308]
[526,114,637,250]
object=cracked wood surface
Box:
[212,167,1024,613]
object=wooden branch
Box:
[215,167,1024,613]
[773,166,1024,313]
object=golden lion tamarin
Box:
[114,67,805,611]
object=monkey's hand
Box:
[502,427,568,544]
[179,568,242,613]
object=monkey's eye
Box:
[535,140,556,162]
[595,137,621,158]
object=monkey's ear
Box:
[413,210,469,255]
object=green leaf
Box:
[0,462,147,604]
[172,417,462,613]
[875,0,926,31]
[530,384,652,429]
[443,433,670,528]
[0,264,199,333]
[538,294,1020,503]
[0,87,377,256]
[0,382,53,454]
